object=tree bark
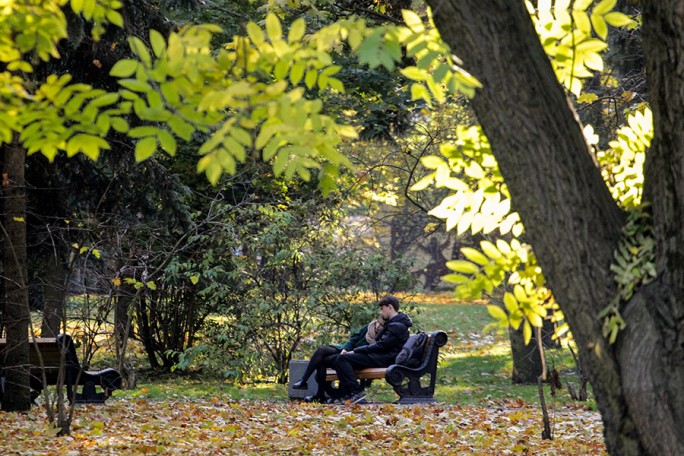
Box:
[1,138,31,411]
[428,0,684,454]
[40,254,66,337]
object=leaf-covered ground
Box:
[1,399,606,455]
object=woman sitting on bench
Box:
[292,315,384,403]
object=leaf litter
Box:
[0,398,606,455]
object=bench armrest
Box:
[385,330,447,395]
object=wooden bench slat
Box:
[325,367,387,381]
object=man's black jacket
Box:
[352,312,412,366]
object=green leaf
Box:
[168,116,195,141]
[106,9,124,28]
[157,129,177,155]
[273,148,288,176]
[442,273,470,284]
[110,60,138,78]
[290,63,305,85]
[71,0,84,13]
[305,69,318,89]
[150,30,166,58]
[480,240,503,260]
[111,117,129,133]
[129,126,161,138]
[328,77,344,93]
[461,247,490,266]
[246,22,265,45]
[129,36,152,66]
[445,259,479,274]
[274,60,290,81]
[135,136,157,161]
[223,136,246,161]
[119,79,151,93]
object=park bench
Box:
[289,330,448,404]
[0,334,122,404]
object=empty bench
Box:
[324,330,448,404]
[0,334,122,404]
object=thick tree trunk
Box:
[636,0,684,453]
[428,0,684,454]
[1,139,31,411]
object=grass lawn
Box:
[117,292,590,411]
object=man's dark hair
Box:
[378,295,400,312]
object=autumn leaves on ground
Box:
[1,296,607,455]
[1,399,604,455]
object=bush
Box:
[173,200,420,383]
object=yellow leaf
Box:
[513,284,527,302]
[288,18,306,43]
[445,259,479,274]
[593,0,617,16]
[591,14,608,40]
[487,305,507,322]
[523,320,533,344]
[604,11,634,27]
[503,292,519,314]
[12,217,25,222]
[265,13,282,43]
[402,10,425,33]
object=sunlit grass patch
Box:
[115,376,287,402]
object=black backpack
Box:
[395,332,428,367]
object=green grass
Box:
[405,295,586,406]
[116,294,590,409]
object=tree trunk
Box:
[509,325,542,384]
[40,254,66,337]
[428,0,684,454]
[1,138,31,412]
[509,319,557,384]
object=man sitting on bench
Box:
[332,295,412,404]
